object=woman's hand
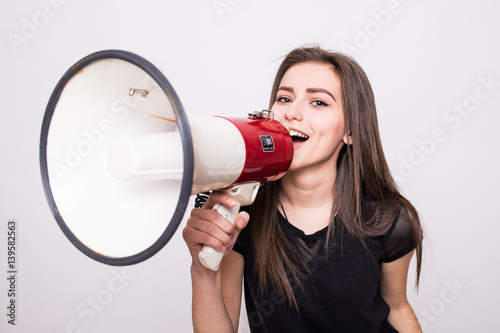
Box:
[182,191,250,270]
[184,192,249,332]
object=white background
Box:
[1,0,499,332]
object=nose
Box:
[284,100,303,121]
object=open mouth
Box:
[289,129,309,143]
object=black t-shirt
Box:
[232,210,414,333]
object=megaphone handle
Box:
[198,202,241,271]
[198,183,260,271]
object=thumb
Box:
[226,211,249,253]
[234,211,250,231]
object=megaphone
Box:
[40,50,293,270]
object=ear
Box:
[343,133,353,145]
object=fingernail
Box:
[228,198,237,206]
[237,217,247,229]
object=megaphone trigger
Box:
[198,183,260,271]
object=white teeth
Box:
[289,129,309,139]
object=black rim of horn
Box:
[39,50,194,266]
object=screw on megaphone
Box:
[128,88,149,97]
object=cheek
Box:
[319,124,346,161]
[271,103,285,122]
[317,115,346,141]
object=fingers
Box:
[183,191,248,257]
[188,208,235,251]
[201,191,238,210]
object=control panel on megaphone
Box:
[40,50,293,268]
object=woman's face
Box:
[272,62,348,173]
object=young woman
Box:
[183,46,423,332]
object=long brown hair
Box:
[249,46,423,310]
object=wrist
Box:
[190,260,219,279]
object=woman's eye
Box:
[276,96,291,103]
[312,100,329,107]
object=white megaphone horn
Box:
[40,50,293,270]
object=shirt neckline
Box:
[277,210,329,241]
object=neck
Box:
[279,166,336,209]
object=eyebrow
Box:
[277,86,336,102]
[306,88,336,101]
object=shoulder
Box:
[380,204,419,263]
